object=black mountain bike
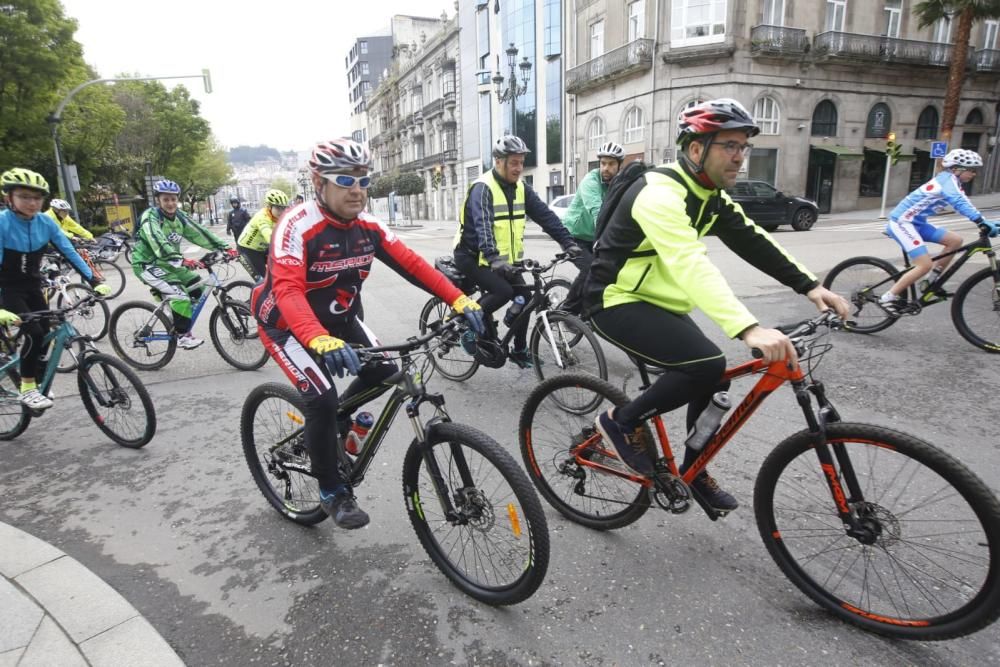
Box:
[240,319,549,605]
[418,253,606,382]
[823,226,999,352]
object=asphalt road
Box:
[1,215,997,666]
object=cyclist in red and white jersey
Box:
[252,139,484,529]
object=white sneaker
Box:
[176,333,204,350]
[20,388,53,410]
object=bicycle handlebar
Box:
[13,292,101,324]
[515,252,570,275]
[750,310,843,359]
[355,317,463,361]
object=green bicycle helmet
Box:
[264,189,290,207]
[1,168,50,195]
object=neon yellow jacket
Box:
[237,207,277,251]
[45,209,93,240]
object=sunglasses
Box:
[327,174,372,189]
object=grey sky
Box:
[59,0,456,152]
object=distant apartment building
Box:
[565,0,1000,213]
[368,14,462,221]
[345,35,393,147]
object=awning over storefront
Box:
[810,144,864,159]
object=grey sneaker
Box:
[320,491,370,529]
[176,333,205,350]
[20,388,53,410]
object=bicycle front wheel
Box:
[529,310,606,382]
[77,353,156,448]
[822,256,899,334]
[210,302,268,370]
[951,267,1000,353]
[542,277,571,310]
[0,358,29,440]
[223,280,256,306]
[418,297,479,382]
[109,301,177,370]
[403,422,549,605]
[519,373,650,529]
[56,283,110,341]
[755,422,1000,640]
[241,382,325,525]
[94,259,126,299]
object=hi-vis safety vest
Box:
[455,171,526,266]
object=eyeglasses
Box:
[712,140,754,157]
[12,192,45,203]
[327,174,372,189]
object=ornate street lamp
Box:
[492,43,532,137]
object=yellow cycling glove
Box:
[0,309,19,327]
[93,284,112,297]
[308,335,361,378]
[451,294,486,335]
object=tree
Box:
[269,176,294,198]
[368,173,395,199]
[177,140,233,211]
[915,0,1000,145]
[395,171,425,220]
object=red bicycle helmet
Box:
[677,98,760,146]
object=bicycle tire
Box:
[754,422,1000,640]
[56,283,110,341]
[950,266,1000,353]
[94,259,126,299]
[224,280,256,306]
[418,297,479,382]
[529,310,607,383]
[542,278,571,310]
[0,360,29,440]
[124,245,133,265]
[822,256,899,334]
[209,302,268,370]
[402,421,549,605]
[519,373,650,529]
[77,353,156,448]
[109,301,177,370]
[241,382,326,526]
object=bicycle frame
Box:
[1,314,102,402]
[137,269,227,343]
[493,259,571,367]
[875,233,996,305]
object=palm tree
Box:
[915,0,1000,143]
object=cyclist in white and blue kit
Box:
[880,148,999,312]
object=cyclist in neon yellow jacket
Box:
[45,199,93,241]
[237,189,288,281]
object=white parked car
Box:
[549,194,574,221]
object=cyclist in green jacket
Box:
[585,99,848,512]
[560,141,624,315]
[237,189,288,281]
[131,179,235,350]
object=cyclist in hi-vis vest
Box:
[237,188,289,281]
[453,135,582,368]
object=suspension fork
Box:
[408,396,467,522]
[537,310,565,368]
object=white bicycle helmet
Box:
[308,139,371,175]
[50,198,72,211]
[942,148,983,169]
[596,141,625,161]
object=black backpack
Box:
[592,161,676,244]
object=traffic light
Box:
[886,132,902,165]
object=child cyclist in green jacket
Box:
[131,179,236,349]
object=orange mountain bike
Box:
[518,311,1000,640]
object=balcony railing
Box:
[423,98,445,117]
[976,49,1000,72]
[566,38,654,94]
[749,25,809,57]
[399,159,424,173]
[813,31,974,68]
[443,90,456,107]
[422,150,458,167]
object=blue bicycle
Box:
[107,251,265,371]
[0,296,156,447]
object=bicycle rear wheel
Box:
[529,310,606,382]
[951,267,1000,353]
[403,422,549,605]
[109,301,177,370]
[241,382,325,525]
[77,353,156,448]
[822,257,899,333]
[755,422,1000,640]
[94,259,126,299]
[0,357,29,440]
[210,302,268,370]
[56,283,109,341]
[519,373,650,529]
[418,297,479,382]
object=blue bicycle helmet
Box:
[153,179,181,195]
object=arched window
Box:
[753,96,780,135]
[916,106,939,140]
[966,108,985,125]
[623,107,644,144]
[588,116,606,149]
[811,100,838,137]
[865,103,892,138]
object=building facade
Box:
[565,0,1000,213]
[368,14,462,221]
[345,35,393,147]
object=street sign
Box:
[67,164,81,192]
[931,141,948,159]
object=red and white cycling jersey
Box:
[252,200,462,344]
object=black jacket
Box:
[226,207,251,236]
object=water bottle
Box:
[504,296,526,326]
[684,391,732,452]
[344,411,375,456]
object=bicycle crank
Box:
[651,470,691,514]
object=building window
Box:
[671,0,726,46]
[477,5,490,60]
[360,41,368,54]
[860,149,886,197]
[546,58,562,164]
[544,0,561,57]
[825,0,846,32]
[762,0,784,26]
[747,148,777,185]
[985,20,999,49]
[502,0,537,166]
[628,1,644,41]
[966,108,985,125]
[932,17,951,43]
[623,107,644,144]
[865,103,892,138]
[362,62,370,76]
[588,116,606,150]
[479,93,493,173]
[590,19,605,58]
[811,100,838,137]
[916,106,939,139]
[884,0,901,38]
[753,96,780,135]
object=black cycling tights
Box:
[1,287,49,380]
[453,253,532,349]
[590,302,727,468]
